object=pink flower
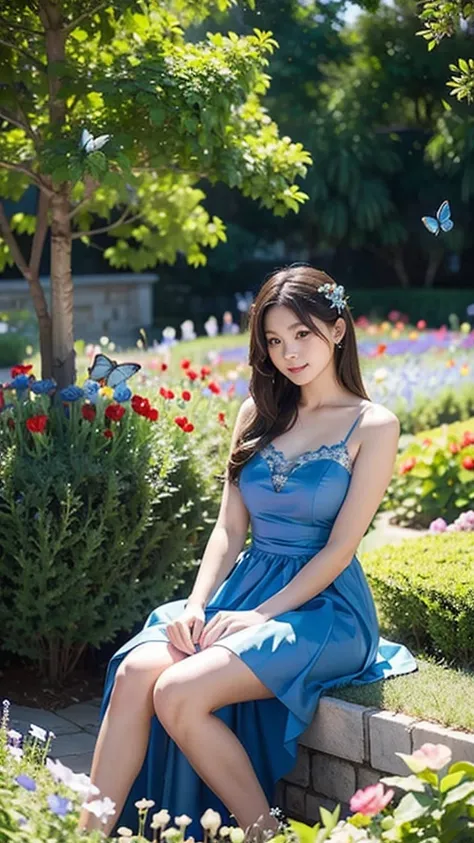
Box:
[410,742,452,771]
[429,517,447,534]
[349,783,394,816]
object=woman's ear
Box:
[333,317,346,344]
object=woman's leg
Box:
[153,645,279,835]
[78,640,187,835]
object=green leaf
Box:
[393,792,432,824]
[443,780,474,807]
[440,770,468,794]
[380,774,427,793]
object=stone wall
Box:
[274,695,474,825]
[0,273,157,343]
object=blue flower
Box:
[31,379,56,395]
[113,384,132,403]
[47,794,72,817]
[59,385,84,402]
[11,375,29,391]
[15,774,36,791]
[83,379,100,404]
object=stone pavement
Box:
[9,698,101,774]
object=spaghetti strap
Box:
[343,404,368,444]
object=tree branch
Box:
[71,208,144,239]
[0,160,54,197]
[0,37,47,72]
[0,201,30,279]
[0,107,38,144]
[0,16,44,36]
[64,0,109,34]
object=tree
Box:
[0,0,311,386]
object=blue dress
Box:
[98,408,417,837]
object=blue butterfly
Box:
[88,353,141,388]
[421,200,454,236]
[79,128,111,154]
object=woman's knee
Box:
[111,643,179,711]
[153,668,195,732]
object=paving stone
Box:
[369,711,417,775]
[56,752,93,775]
[284,784,305,819]
[412,721,474,765]
[282,746,310,788]
[311,751,357,804]
[50,731,97,757]
[56,702,101,732]
[8,704,80,736]
[300,697,367,763]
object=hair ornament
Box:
[318,282,347,314]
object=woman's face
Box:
[263,304,345,384]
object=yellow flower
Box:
[100,385,114,399]
[391,329,400,339]
[461,364,470,376]
[460,322,471,334]
[408,331,418,340]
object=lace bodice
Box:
[260,440,353,492]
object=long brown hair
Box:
[227,265,370,485]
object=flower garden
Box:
[1,309,474,842]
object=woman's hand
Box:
[165,602,206,655]
[199,610,267,649]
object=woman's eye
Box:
[297,331,310,339]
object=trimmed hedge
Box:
[361,532,474,668]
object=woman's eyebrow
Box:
[264,321,305,335]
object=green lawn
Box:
[329,655,474,733]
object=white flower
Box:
[229,829,245,843]
[151,809,171,829]
[162,830,181,841]
[174,814,192,829]
[100,336,109,346]
[108,342,116,352]
[29,724,47,741]
[46,759,100,798]
[373,367,388,384]
[117,827,133,837]
[7,745,23,760]
[82,796,116,823]
[135,798,155,811]
[200,808,221,835]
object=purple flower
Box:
[429,517,447,534]
[15,774,37,791]
[47,794,73,817]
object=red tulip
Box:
[462,456,474,471]
[26,414,48,434]
[81,404,96,422]
[105,403,126,422]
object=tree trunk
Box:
[50,188,75,387]
[45,19,76,387]
[393,250,411,288]
[423,252,442,287]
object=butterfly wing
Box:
[80,128,93,152]
[107,363,141,388]
[88,353,114,382]
[89,134,111,152]
[436,200,454,232]
[421,216,440,236]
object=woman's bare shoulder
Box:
[361,401,400,437]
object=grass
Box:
[328,654,474,734]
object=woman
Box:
[79,265,417,840]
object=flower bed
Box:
[381,418,474,528]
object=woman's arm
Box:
[256,405,400,620]
[186,397,254,609]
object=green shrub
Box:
[382,418,474,527]
[0,333,29,367]
[361,533,474,668]
[393,384,474,436]
[0,389,210,684]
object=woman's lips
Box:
[287,364,308,373]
